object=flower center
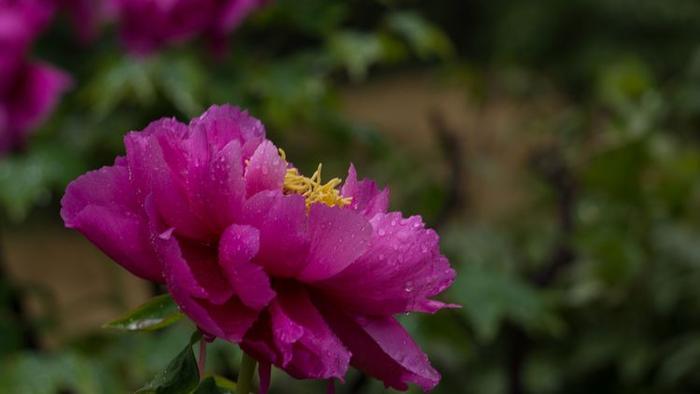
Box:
[279,149,352,209]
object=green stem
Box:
[236,351,257,394]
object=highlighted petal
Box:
[189,104,265,158]
[298,204,371,282]
[245,140,287,196]
[318,213,456,315]
[125,119,213,241]
[341,164,389,218]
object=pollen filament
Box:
[279,149,352,209]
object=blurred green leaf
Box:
[84,56,156,118]
[0,352,118,394]
[104,294,183,332]
[328,31,385,81]
[0,143,85,221]
[386,11,454,60]
[451,264,560,341]
[659,335,700,385]
[156,55,204,117]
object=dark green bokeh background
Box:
[2,0,700,392]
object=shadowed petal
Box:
[318,304,440,392]
[243,284,350,380]
[240,191,309,277]
[148,198,258,341]
[219,224,275,309]
[61,158,161,282]
[144,195,232,304]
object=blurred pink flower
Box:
[0,0,70,154]
[61,105,456,392]
[110,0,269,55]
[58,0,107,43]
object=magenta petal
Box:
[143,192,232,304]
[169,276,258,342]
[240,191,310,277]
[179,240,234,304]
[244,140,286,197]
[246,285,351,380]
[149,202,258,341]
[219,224,275,309]
[298,204,371,282]
[341,164,389,218]
[193,296,259,342]
[318,213,456,315]
[204,140,246,229]
[320,306,440,392]
[61,158,161,282]
[189,104,265,157]
[124,119,213,241]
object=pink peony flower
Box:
[0,0,70,154]
[110,0,269,55]
[61,105,456,391]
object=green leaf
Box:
[103,294,183,331]
[136,342,199,394]
[328,31,385,81]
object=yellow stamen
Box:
[279,148,352,209]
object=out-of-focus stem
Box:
[236,351,257,394]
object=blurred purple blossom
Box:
[111,0,269,55]
[0,0,70,154]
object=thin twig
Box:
[429,110,468,228]
[506,146,577,394]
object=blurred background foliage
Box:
[2,0,700,393]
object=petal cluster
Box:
[61,105,456,391]
[110,0,269,55]
[0,0,70,154]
